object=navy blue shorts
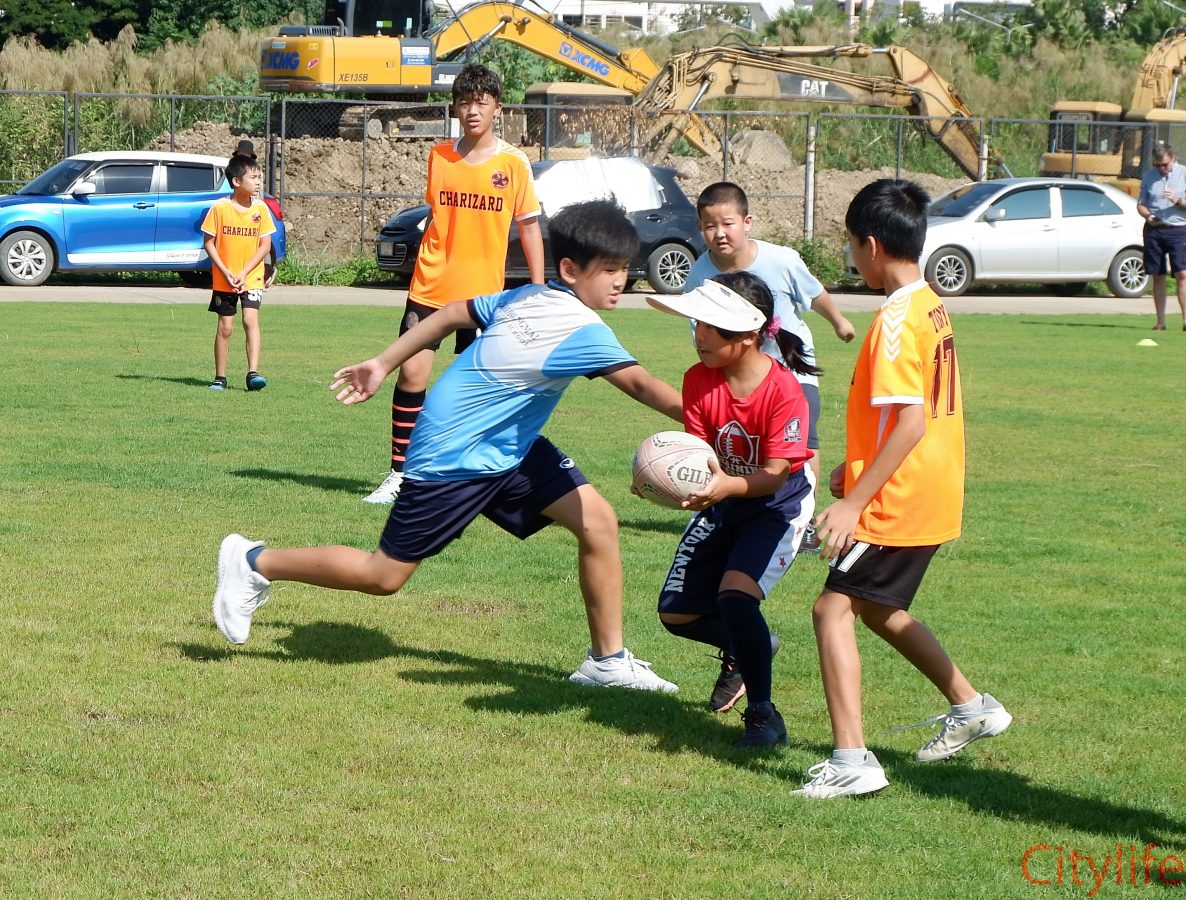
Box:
[1143,224,1186,276]
[378,436,588,562]
[823,542,941,610]
[400,298,477,354]
[657,467,815,613]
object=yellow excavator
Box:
[634,42,1002,180]
[1040,27,1186,193]
[260,1,997,178]
[260,0,657,97]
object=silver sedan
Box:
[849,177,1149,298]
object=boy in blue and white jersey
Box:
[212,199,683,692]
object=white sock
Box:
[951,693,984,717]
[832,747,869,767]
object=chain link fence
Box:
[0,87,1170,266]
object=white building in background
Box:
[486,0,1032,37]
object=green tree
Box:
[0,0,93,50]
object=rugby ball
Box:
[632,431,716,509]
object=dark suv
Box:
[376,158,705,294]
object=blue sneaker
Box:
[246,372,268,391]
[733,701,788,748]
[209,377,227,391]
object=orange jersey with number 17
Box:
[844,279,964,546]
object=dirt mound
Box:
[158,122,965,262]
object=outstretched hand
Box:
[330,359,386,405]
[682,455,730,511]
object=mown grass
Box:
[1,301,1184,898]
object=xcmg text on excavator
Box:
[1041,27,1186,193]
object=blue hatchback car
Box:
[0,151,286,286]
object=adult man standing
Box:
[1136,144,1186,331]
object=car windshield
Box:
[17,159,93,196]
[929,182,1007,218]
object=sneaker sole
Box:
[919,711,1014,762]
[709,683,745,713]
[212,536,244,644]
[362,494,397,504]
[568,671,678,693]
[794,775,890,799]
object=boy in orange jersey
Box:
[364,63,545,503]
[202,154,277,391]
[793,179,1011,799]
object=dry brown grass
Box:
[0,21,265,94]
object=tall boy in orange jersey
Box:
[364,63,545,504]
[793,179,1012,799]
[202,154,277,392]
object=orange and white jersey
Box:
[409,139,541,308]
[844,279,964,546]
[200,197,276,293]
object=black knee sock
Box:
[661,614,730,652]
[718,589,773,705]
[390,387,425,473]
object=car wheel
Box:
[1107,249,1148,299]
[646,242,694,294]
[0,230,54,286]
[1051,282,1088,297]
[924,247,972,297]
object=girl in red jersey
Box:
[645,272,818,748]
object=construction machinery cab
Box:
[279,0,435,38]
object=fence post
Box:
[804,116,816,242]
[896,118,904,180]
[722,111,731,181]
[978,118,988,181]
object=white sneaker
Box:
[363,470,404,504]
[792,751,890,799]
[568,649,679,693]
[916,693,1013,762]
[213,534,271,644]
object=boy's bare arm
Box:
[331,301,477,404]
[517,217,546,284]
[814,403,925,559]
[602,365,683,421]
[810,290,855,342]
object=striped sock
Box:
[390,387,425,473]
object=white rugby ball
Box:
[631,431,716,509]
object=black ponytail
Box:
[710,271,822,377]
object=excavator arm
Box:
[635,43,996,180]
[428,1,658,93]
[1129,26,1186,110]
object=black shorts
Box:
[208,289,263,315]
[401,298,477,354]
[823,542,941,610]
[378,436,588,562]
[800,382,820,451]
[1143,224,1186,276]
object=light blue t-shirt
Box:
[1139,161,1186,226]
[685,240,824,387]
[403,282,636,482]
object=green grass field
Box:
[2,301,1184,898]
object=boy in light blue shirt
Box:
[686,182,854,491]
[212,200,682,693]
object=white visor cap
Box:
[646,280,765,332]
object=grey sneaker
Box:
[363,469,404,504]
[916,693,1013,762]
[792,751,889,799]
[569,649,678,692]
[213,533,271,644]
